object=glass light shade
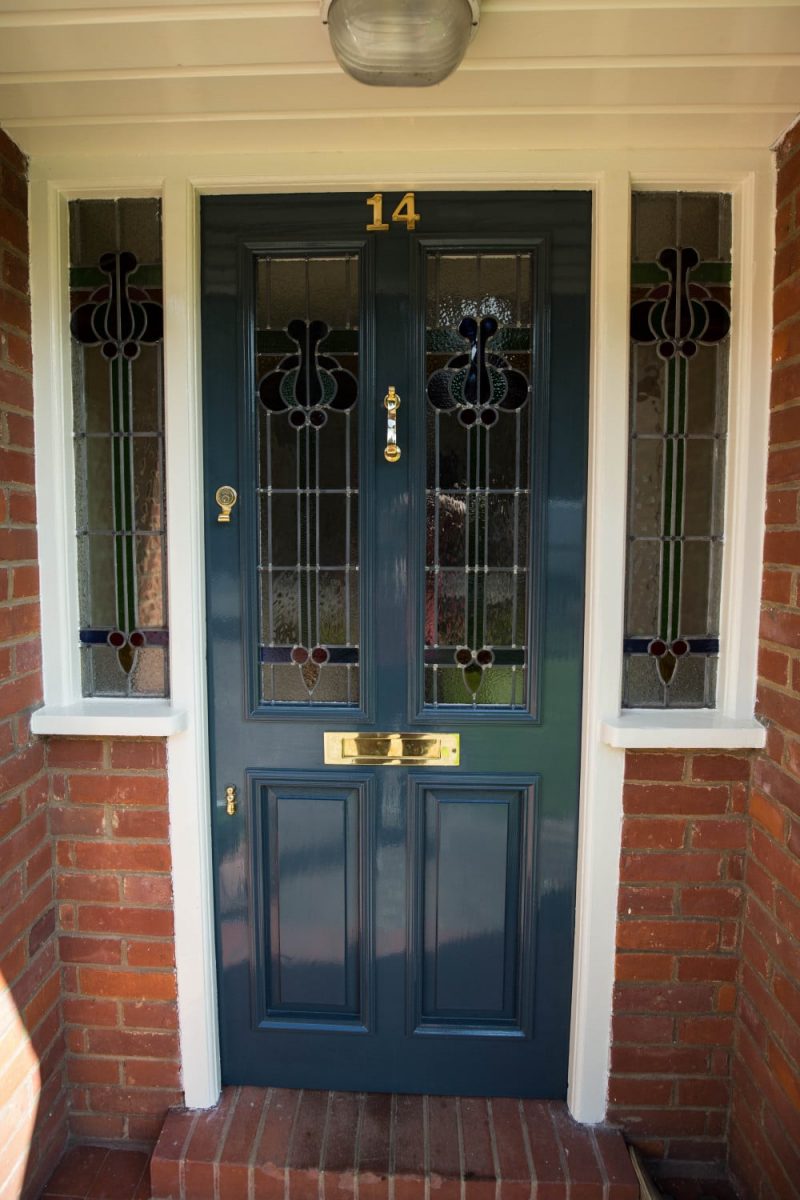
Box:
[326,0,477,87]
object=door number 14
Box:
[366,192,420,232]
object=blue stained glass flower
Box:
[258,318,357,429]
[426,314,529,426]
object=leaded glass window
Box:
[69,198,168,697]
[623,192,731,708]
[424,252,534,709]
[256,254,360,705]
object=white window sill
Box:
[31,701,189,738]
[601,711,766,750]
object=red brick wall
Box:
[0,128,68,1200]
[49,736,182,1146]
[608,750,751,1178]
[728,120,800,1200]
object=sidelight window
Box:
[623,192,732,709]
[69,198,168,698]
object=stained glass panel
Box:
[70,198,168,697]
[623,192,731,708]
[424,252,534,709]
[256,254,360,706]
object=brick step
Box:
[151,1087,638,1200]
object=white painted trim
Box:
[7,103,794,135]
[27,146,774,1123]
[161,176,221,1109]
[602,713,766,749]
[568,169,630,1124]
[623,169,774,728]
[718,169,774,719]
[4,55,800,88]
[31,700,188,736]
[30,180,81,707]
[1,0,796,28]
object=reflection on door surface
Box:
[202,191,591,1096]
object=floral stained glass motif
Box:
[624,192,732,708]
[424,252,534,708]
[70,199,168,697]
[256,255,360,705]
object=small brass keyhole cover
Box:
[215,485,238,523]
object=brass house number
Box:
[366,192,420,232]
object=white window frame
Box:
[28,150,771,1124]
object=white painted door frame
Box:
[29,147,773,1122]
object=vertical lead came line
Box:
[305,422,313,691]
[304,259,313,682]
[472,424,481,667]
[431,252,442,708]
[510,255,524,709]
[315,416,321,658]
[464,421,472,685]
[433,408,441,709]
[482,422,490,657]
[295,422,303,658]
[345,404,352,705]
[345,256,354,706]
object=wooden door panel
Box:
[414,779,535,1034]
[251,775,372,1029]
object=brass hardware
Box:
[365,192,389,232]
[324,732,459,766]
[225,785,237,815]
[215,485,238,523]
[365,192,420,233]
[384,387,401,463]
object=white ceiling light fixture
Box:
[321,0,480,88]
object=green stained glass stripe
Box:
[109,357,138,634]
[125,532,136,631]
[671,539,683,642]
[123,359,136,630]
[70,265,163,288]
[631,262,732,285]
[110,364,123,522]
[671,357,688,641]
[660,356,676,640]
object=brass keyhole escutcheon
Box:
[225,785,237,816]
[215,485,238,523]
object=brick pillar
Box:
[608,751,750,1179]
[0,128,68,1200]
[728,119,800,1200]
[49,736,182,1146]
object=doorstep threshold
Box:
[151,1086,638,1199]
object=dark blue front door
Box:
[202,192,591,1096]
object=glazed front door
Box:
[202,192,590,1096]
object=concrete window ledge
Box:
[601,711,766,750]
[30,700,189,738]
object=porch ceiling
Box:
[0,0,798,160]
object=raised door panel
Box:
[413,779,536,1036]
[251,775,371,1029]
